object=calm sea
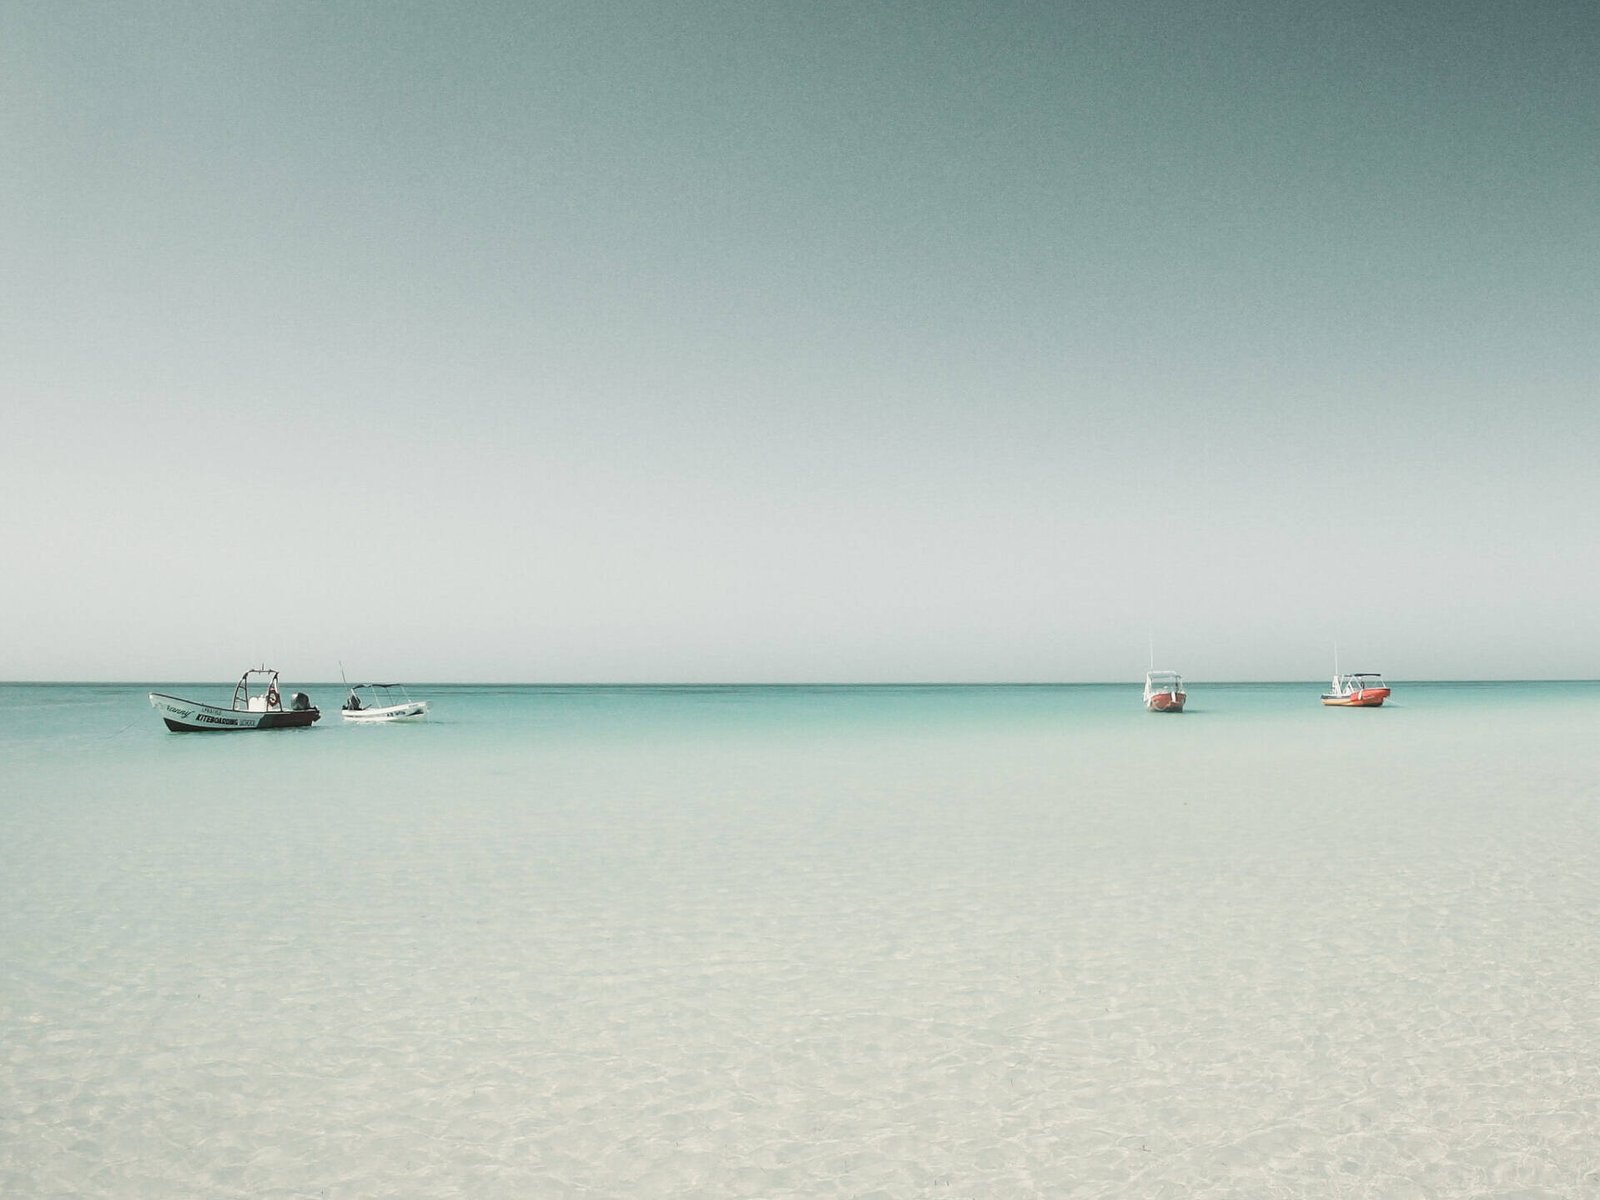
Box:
[4,680,1598,1197]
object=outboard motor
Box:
[290,692,312,712]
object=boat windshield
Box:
[1339,675,1385,690]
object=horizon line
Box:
[5,677,1598,687]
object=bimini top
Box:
[345,682,414,703]
[1328,672,1387,693]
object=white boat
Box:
[342,682,429,722]
[1143,670,1186,712]
[149,667,320,732]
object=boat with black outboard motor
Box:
[149,667,320,731]
[342,682,429,722]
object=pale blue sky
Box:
[4,1,1596,681]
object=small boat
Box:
[1321,672,1391,707]
[342,682,429,722]
[1143,670,1187,712]
[149,667,320,732]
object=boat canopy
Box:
[1331,672,1386,692]
[344,682,414,710]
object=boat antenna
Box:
[339,660,350,690]
[1148,633,1154,672]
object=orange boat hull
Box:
[1146,691,1186,712]
[1321,689,1389,707]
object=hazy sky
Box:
[4,1,1597,682]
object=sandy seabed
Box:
[4,701,1599,1198]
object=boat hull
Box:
[343,701,429,722]
[1145,691,1186,712]
[1320,689,1390,707]
[149,693,320,731]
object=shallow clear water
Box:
[4,681,1599,1197]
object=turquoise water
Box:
[4,681,1599,1197]
[6,680,1597,824]
[9,676,1597,752]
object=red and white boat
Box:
[1143,670,1186,712]
[1321,672,1390,707]
[149,667,321,732]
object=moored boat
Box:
[342,682,429,722]
[1321,672,1390,707]
[149,668,320,731]
[1143,670,1187,712]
